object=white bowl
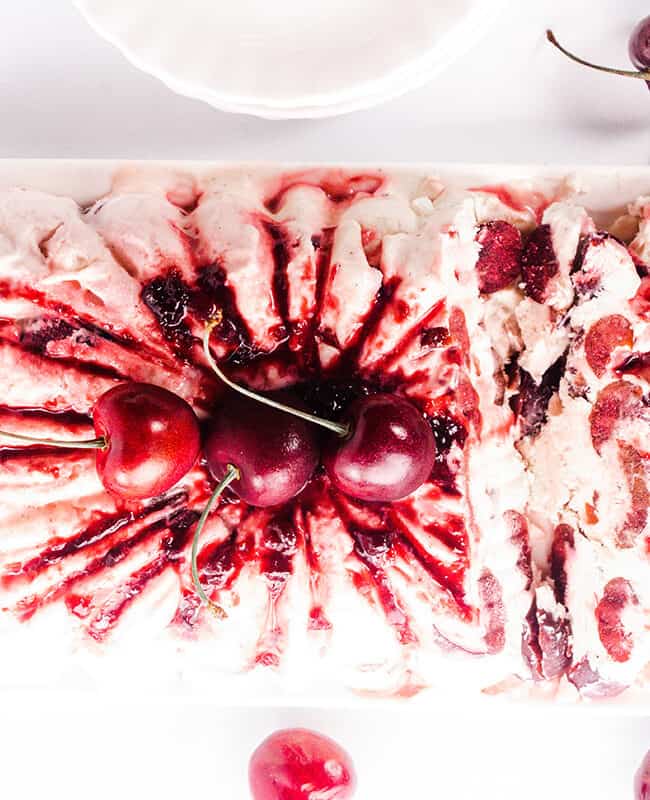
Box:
[73,0,509,119]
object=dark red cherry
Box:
[93,382,200,500]
[204,392,319,507]
[249,728,356,800]
[323,393,436,502]
[203,322,433,504]
[0,382,200,501]
[630,16,650,81]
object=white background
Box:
[1,0,650,798]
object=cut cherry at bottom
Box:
[190,392,320,617]
[249,728,356,800]
[0,382,201,501]
[202,318,436,503]
[636,750,650,800]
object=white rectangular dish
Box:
[0,160,649,711]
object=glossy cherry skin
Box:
[630,16,650,69]
[249,728,356,800]
[204,393,319,507]
[93,383,200,501]
[323,393,436,502]
[630,15,650,91]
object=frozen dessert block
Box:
[0,166,646,702]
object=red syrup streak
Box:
[390,507,471,619]
[83,508,200,640]
[0,281,135,350]
[327,492,416,645]
[255,507,301,666]
[364,299,446,377]
[0,449,94,485]
[6,494,192,625]
[617,351,650,382]
[0,406,91,430]
[0,334,124,389]
[262,221,291,328]
[174,524,254,630]
[0,283,205,405]
[3,490,185,585]
[428,412,468,495]
[264,171,384,214]
[329,487,474,642]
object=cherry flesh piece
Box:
[636,750,650,800]
[204,392,320,508]
[323,393,436,503]
[94,383,201,501]
[249,728,356,800]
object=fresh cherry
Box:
[547,24,650,86]
[204,392,320,508]
[0,382,200,501]
[190,392,319,616]
[93,383,201,500]
[636,750,650,800]
[323,393,436,502]
[630,16,650,90]
[249,728,356,800]
[202,317,435,503]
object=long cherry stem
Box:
[0,430,107,450]
[191,463,241,620]
[203,317,350,438]
[547,30,650,80]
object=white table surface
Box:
[1,1,650,798]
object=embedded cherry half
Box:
[190,391,319,616]
[323,393,436,502]
[202,319,435,503]
[0,382,200,502]
[249,728,356,800]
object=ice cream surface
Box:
[0,165,648,703]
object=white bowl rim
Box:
[73,0,511,119]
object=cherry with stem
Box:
[189,385,320,616]
[546,28,650,82]
[202,316,436,503]
[0,382,201,501]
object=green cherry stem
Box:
[202,316,350,438]
[0,430,107,450]
[191,463,241,620]
[546,29,650,80]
